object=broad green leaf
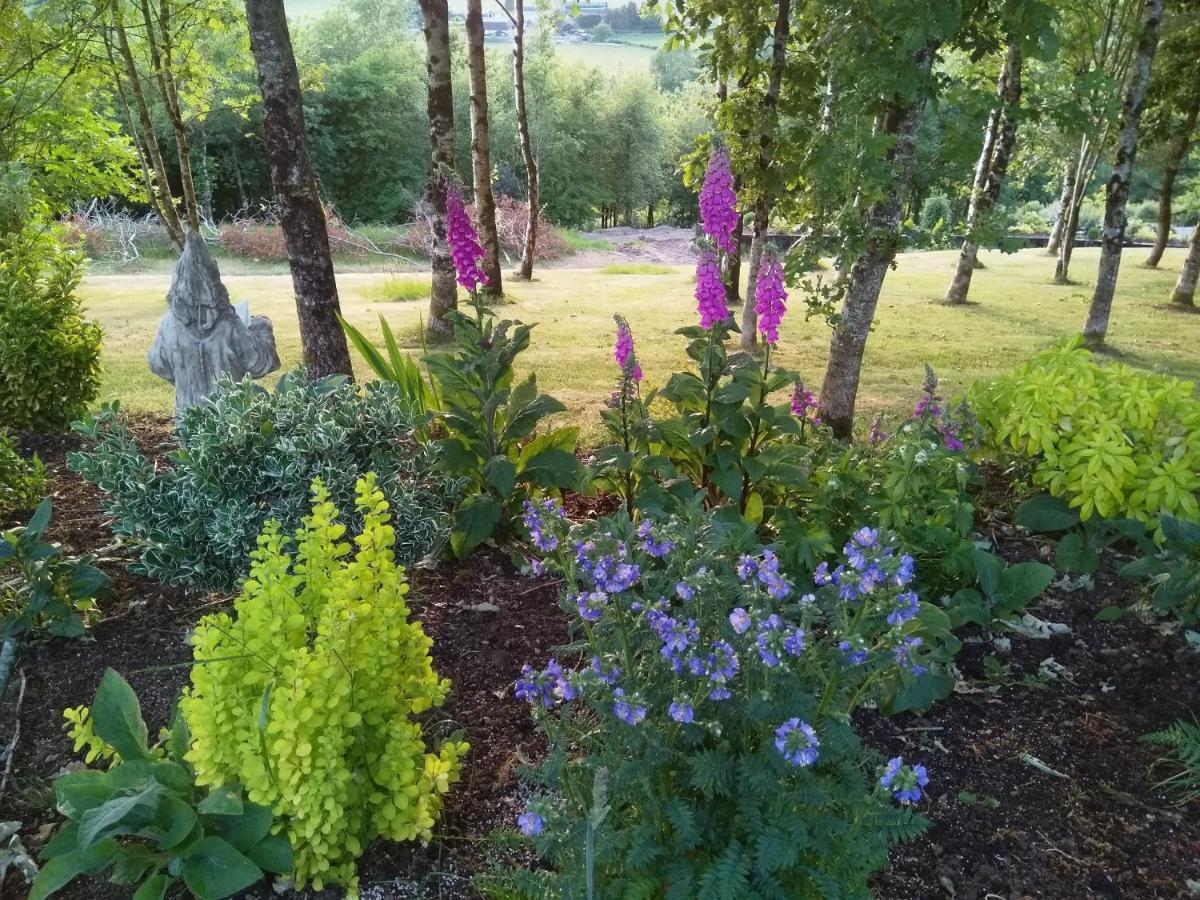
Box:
[29,839,119,899]
[78,783,161,849]
[246,833,293,874]
[997,562,1055,611]
[132,872,170,900]
[450,496,503,559]
[1055,532,1099,574]
[197,786,243,816]
[520,447,582,490]
[484,455,517,497]
[90,669,150,761]
[1014,494,1079,532]
[179,837,262,899]
[1096,605,1124,622]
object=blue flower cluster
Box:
[637,519,675,558]
[813,528,915,610]
[575,538,641,594]
[515,659,576,708]
[736,548,793,600]
[523,498,566,553]
[613,687,647,725]
[774,718,820,767]
[880,756,929,805]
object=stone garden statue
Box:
[149,231,280,416]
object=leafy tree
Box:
[0,0,136,210]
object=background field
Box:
[80,246,1200,441]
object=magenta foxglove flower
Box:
[754,252,788,344]
[446,182,489,292]
[790,381,820,424]
[613,315,643,381]
[695,251,728,329]
[698,147,739,254]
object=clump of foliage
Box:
[180,476,468,895]
[1,499,107,643]
[487,503,932,897]
[1121,515,1200,625]
[68,371,459,590]
[425,294,583,558]
[0,216,102,432]
[1142,718,1200,806]
[972,341,1200,526]
[33,669,291,900]
[0,429,44,517]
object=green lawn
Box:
[80,247,1200,440]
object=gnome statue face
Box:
[148,231,281,417]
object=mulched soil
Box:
[2,418,1198,899]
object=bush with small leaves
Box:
[971,340,1200,527]
[0,223,102,431]
[0,429,44,518]
[180,476,468,896]
[68,371,461,590]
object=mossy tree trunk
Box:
[244,0,354,379]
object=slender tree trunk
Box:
[513,0,538,280]
[465,0,502,295]
[738,0,790,350]
[244,0,354,379]
[111,14,184,248]
[945,41,1023,305]
[1146,96,1199,267]
[722,212,745,306]
[821,45,935,441]
[1170,219,1199,307]
[231,140,249,210]
[1055,137,1095,284]
[1085,0,1164,347]
[1046,160,1074,254]
[139,0,199,231]
[418,0,458,335]
[741,198,769,346]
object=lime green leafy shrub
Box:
[180,475,468,895]
[33,669,291,900]
[971,341,1200,525]
[0,223,102,431]
[0,429,44,517]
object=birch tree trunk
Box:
[1045,160,1073,254]
[1169,219,1199,307]
[513,0,538,280]
[465,0,502,295]
[1085,0,1164,347]
[111,13,184,248]
[820,45,936,440]
[139,0,199,231]
[418,0,458,335]
[244,0,354,379]
[1146,95,1199,267]
[1054,137,1096,284]
[945,41,1022,305]
[738,0,790,350]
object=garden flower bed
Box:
[3,419,1198,899]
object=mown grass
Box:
[79,247,1200,442]
[364,276,430,303]
[599,262,677,275]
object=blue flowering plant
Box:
[490,504,934,898]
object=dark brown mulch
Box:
[2,419,1198,900]
[866,538,1200,900]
